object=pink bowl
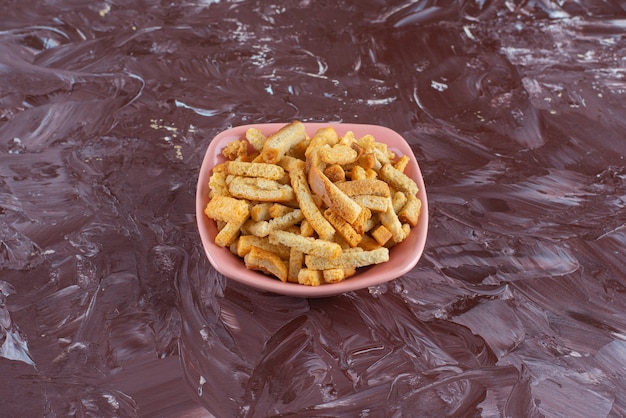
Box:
[196,123,428,297]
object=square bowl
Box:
[196,122,428,298]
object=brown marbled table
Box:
[2,1,625,416]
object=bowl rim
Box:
[196,122,428,297]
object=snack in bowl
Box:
[196,121,428,297]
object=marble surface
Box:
[1,1,626,416]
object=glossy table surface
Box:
[1,1,626,417]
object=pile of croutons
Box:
[204,120,421,286]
